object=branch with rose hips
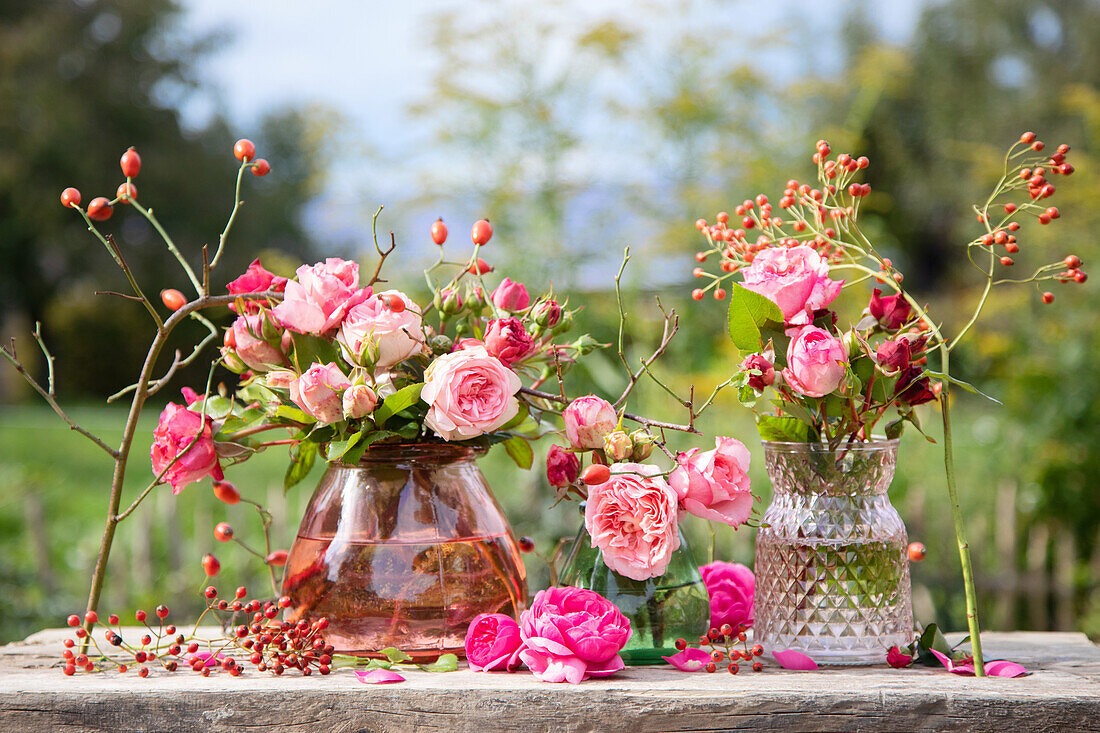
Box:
[4,138,289,654]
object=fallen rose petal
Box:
[984,660,1029,678]
[930,648,975,675]
[354,669,406,684]
[772,649,819,671]
[662,648,712,672]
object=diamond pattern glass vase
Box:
[753,439,913,665]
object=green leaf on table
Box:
[284,440,318,492]
[728,283,784,352]
[756,414,810,442]
[290,333,341,372]
[381,647,413,664]
[418,653,459,673]
[502,436,534,469]
[914,623,953,666]
[924,371,1002,405]
[373,384,425,428]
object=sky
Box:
[174,0,927,278]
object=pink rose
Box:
[338,290,424,368]
[483,318,535,365]
[698,561,754,630]
[421,345,522,440]
[562,395,617,450]
[150,402,223,494]
[289,362,352,424]
[342,383,378,419]
[670,436,753,527]
[887,646,913,668]
[464,613,523,672]
[228,312,286,372]
[740,353,775,390]
[227,258,287,313]
[518,587,631,683]
[868,288,912,330]
[491,277,530,312]
[741,245,843,325]
[782,325,848,398]
[273,258,370,335]
[585,463,680,581]
[545,445,580,487]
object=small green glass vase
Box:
[558,524,711,665]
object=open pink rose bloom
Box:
[518,587,632,683]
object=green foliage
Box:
[727,284,784,353]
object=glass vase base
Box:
[622,647,681,666]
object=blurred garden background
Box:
[1,0,1098,643]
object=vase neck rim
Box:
[334,442,488,466]
[762,438,899,454]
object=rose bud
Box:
[875,339,911,373]
[342,383,379,420]
[867,288,912,330]
[603,430,634,462]
[531,298,562,328]
[436,287,464,315]
[563,395,618,450]
[490,277,531,312]
[739,354,775,390]
[629,430,656,461]
[894,365,936,406]
[545,445,580,488]
[264,369,297,390]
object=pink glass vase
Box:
[281,443,528,661]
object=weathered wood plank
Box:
[0,630,1096,732]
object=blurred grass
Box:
[0,393,1005,643]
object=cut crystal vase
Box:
[281,444,528,661]
[753,439,914,665]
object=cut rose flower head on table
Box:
[689,133,1086,675]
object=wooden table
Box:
[1,629,1097,732]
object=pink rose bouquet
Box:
[518,587,631,683]
[273,258,369,335]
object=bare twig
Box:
[210,161,249,271]
[615,305,679,408]
[95,290,145,302]
[103,233,164,329]
[1,334,119,459]
[519,387,700,435]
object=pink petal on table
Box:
[983,660,1029,678]
[354,669,406,684]
[930,648,976,675]
[661,648,712,672]
[772,649,819,671]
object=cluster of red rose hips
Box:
[60,587,332,678]
[690,140,874,301]
[971,132,1084,304]
[676,624,766,674]
[59,139,269,223]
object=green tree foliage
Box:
[0,0,322,398]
